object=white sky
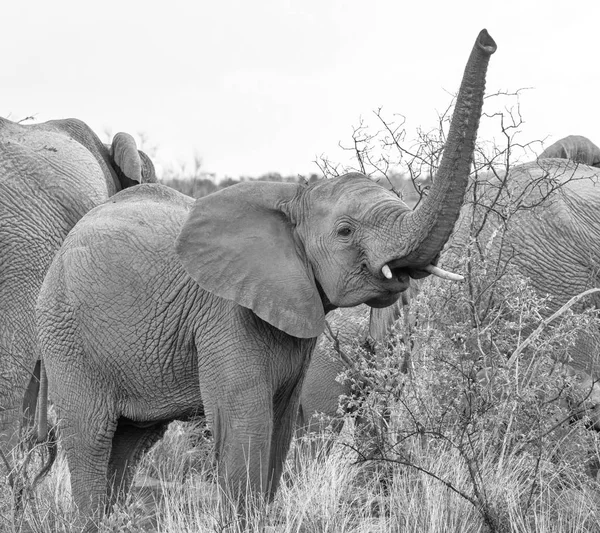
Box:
[3,0,599,179]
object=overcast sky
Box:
[3,0,599,179]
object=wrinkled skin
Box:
[0,117,155,450]
[539,135,600,167]
[300,142,600,435]
[35,30,495,530]
[454,156,600,399]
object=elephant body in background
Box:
[539,135,600,167]
[452,156,600,378]
[299,145,600,434]
[297,305,371,436]
[0,117,155,448]
[297,301,406,437]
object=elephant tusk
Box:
[424,264,465,282]
[382,264,393,279]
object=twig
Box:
[323,321,356,372]
[508,288,600,366]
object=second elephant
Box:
[539,135,600,167]
[0,117,155,450]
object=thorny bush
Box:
[335,251,600,531]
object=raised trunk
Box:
[392,29,496,269]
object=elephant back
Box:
[107,182,193,209]
[33,118,122,197]
[539,135,600,167]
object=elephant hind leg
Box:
[268,385,304,499]
[57,404,119,532]
[107,419,169,507]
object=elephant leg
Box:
[212,382,273,506]
[267,383,304,498]
[57,400,118,532]
[106,419,168,507]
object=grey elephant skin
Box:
[0,117,156,450]
[299,135,600,436]
[539,135,600,167]
[34,30,495,530]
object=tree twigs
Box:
[508,288,600,366]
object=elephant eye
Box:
[337,226,353,237]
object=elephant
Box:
[32,29,495,530]
[298,135,600,438]
[0,117,156,452]
[539,135,600,167]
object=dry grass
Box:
[5,271,600,532]
[3,418,599,533]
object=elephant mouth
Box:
[366,266,411,308]
[365,291,403,308]
[383,265,412,291]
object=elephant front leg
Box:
[211,382,274,509]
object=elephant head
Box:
[34,29,496,530]
[300,130,600,449]
[539,135,600,167]
[177,30,497,338]
[1,116,155,446]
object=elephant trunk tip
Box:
[477,29,497,55]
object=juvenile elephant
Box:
[299,136,600,435]
[0,117,155,450]
[34,29,495,530]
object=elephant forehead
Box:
[308,179,403,219]
[86,190,190,236]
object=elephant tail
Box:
[22,360,41,429]
[21,359,58,488]
[22,359,49,442]
[36,359,49,443]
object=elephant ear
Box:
[138,151,158,183]
[175,181,325,339]
[110,132,143,187]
